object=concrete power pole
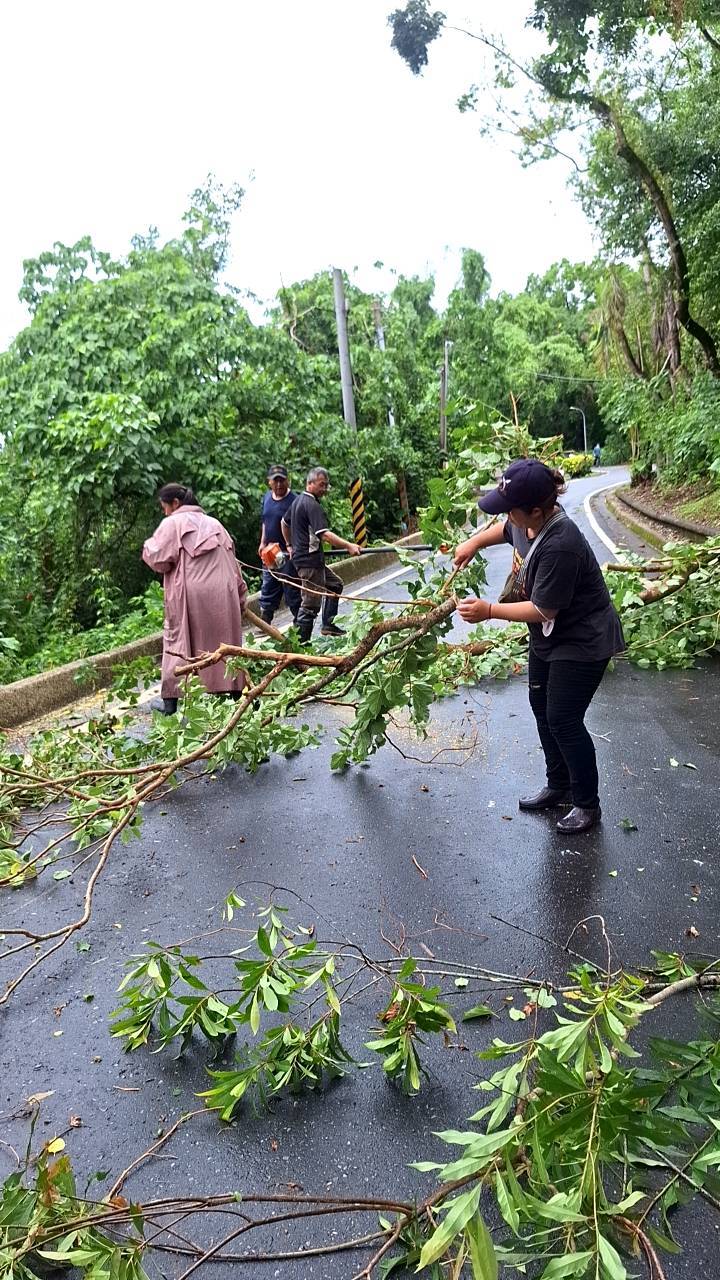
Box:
[332,268,357,432]
[371,298,395,427]
[332,268,367,544]
[373,298,409,529]
[439,340,452,465]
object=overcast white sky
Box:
[0,0,595,347]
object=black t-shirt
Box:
[286,491,329,569]
[261,490,296,550]
[503,511,625,661]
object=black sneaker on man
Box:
[320,623,345,637]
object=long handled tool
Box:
[324,545,434,556]
[260,542,434,570]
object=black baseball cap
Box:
[267,465,288,479]
[478,458,557,514]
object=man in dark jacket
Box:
[282,467,360,641]
[258,465,301,624]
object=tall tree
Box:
[387,1,720,378]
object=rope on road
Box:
[237,558,437,609]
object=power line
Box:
[532,371,609,383]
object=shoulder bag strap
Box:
[515,509,566,590]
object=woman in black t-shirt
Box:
[453,459,624,834]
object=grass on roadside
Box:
[676,486,720,527]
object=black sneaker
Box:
[320,623,345,637]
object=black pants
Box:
[259,564,301,622]
[296,564,343,638]
[527,650,609,809]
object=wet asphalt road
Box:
[2,468,719,1278]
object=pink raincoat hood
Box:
[171,508,232,558]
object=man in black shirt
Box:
[282,467,361,641]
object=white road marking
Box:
[346,560,422,597]
[582,482,625,561]
[268,557,422,634]
[274,477,627,619]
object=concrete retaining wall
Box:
[0,534,423,729]
[615,487,720,539]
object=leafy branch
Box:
[4,944,720,1278]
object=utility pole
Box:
[371,298,395,427]
[332,268,357,431]
[439,340,452,465]
[373,297,409,528]
[332,268,367,544]
[570,405,588,453]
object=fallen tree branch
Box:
[173,643,342,675]
[0,659,291,1002]
[1,594,463,1002]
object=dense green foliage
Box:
[388,2,720,486]
[0,187,606,679]
[5,0,720,676]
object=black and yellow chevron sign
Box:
[349,477,368,546]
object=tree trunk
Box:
[579,93,720,376]
[662,282,683,379]
[613,321,645,379]
[604,269,645,378]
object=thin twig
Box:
[106,1110,203,1200]
[637,1140,720,1214]
[490,913,605,971]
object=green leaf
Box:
[536,987,557,1008]
[645,1225,682,1255]
[37,1249,106,1265]
[597,1234,627,1280]
[324,981,341,1016]
[530,1192,586,1224]
[465,1211,498,1279]
[436,1129,516,1181]
[611,1190,645,1213]
[463,1004,494,1021]
[417,1183,483,1269]
[539,1253,593,1278]
[540,1016,591,1062]
[597,1035,613,1075]
[494,1169,520,1233]
[256,926,272,956]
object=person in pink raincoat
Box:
[142,483,248,714]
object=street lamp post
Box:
[570,405,587,454]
